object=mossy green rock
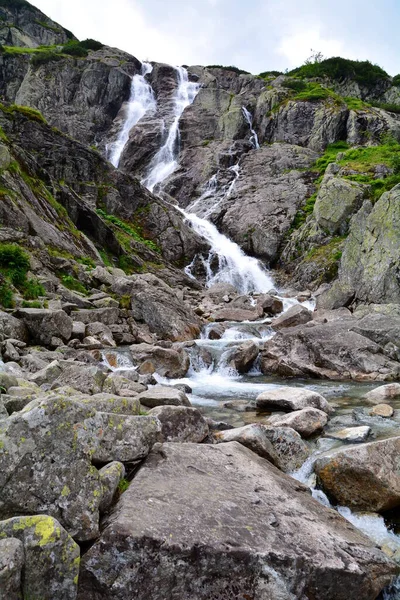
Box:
[0,515,79,600]
[339,185,400,303]
[314,175,365,235]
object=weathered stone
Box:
[102,375,146,396]
[257,294,284,315]
[0,372,18,391]
[78,442,395,600]
[51,363,107,394]
[15,309,72,345]
[364,383,400,405]
[28,359,62,386]
[256,386,333,414]
[129,343,190,379]
[85,322,116,347]
[325,426,371,443]
[272,304,312,330]
[213,424,278,463]
[314,176,365,235]
[0,311,28,343]
[70,308,120,326]
[228,340,259,373]
[268,407,328,438]
[137,386,191,409]
[315,437,400,511]
[93,413,162,463]
[0,515,80,600]
[0,397,104,541]
[370,404,394,418]
[99,462,125,513]
[0,537,24,600]
[149,406,209,443]
[211,307,262,322]
[71,321,86,340]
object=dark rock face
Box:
[78,442,396,600]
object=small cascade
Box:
[226,162,240,197]
[180,207,274,294]
[242,106,260,149]
[142,66,200,193]
[108,62,156,168]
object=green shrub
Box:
[59,273,88,295]
[369,101,400,114]
[0,244,30,287]
[21,300,42,308]
[23,278,45,300]
[206,64,250,75]
[80,39,104,51]
[293,83,340,103]
[392,75,400,87]
[9,104,47,124]
[96,208,160,253]
[0,282,14,308]
[258,70,282,79]
[282,79,307,92]
[344,97,371,111]
[61,41,88,57]
[289,57,389,87]
[117,478,130,495]
[31,51,62,66]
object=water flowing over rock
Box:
[78,442,396,600]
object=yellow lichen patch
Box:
[61,485,70,497]
[12,516,61,547]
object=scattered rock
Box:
[364,383,400,405]
[228,340,259,373]
[129,343,190,378]
[137,386,191,409]
[271,304,312,330]
[51,363,107,394]
[15,309,72,346]
[315,436,400,511]
[370,404,394,418]
[268,407,328,438]
[325,426,371,443]
[257,294,284,315]
[0,537,24,600]
[256,386,333,414]
[98,462,125,512]
[149,406,209,443]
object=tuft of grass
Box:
[23,278,45,300]
[206,64,250,75]
[59,273,88,295]
[292,82,341,103]
[117,478,130,494]
[96,208,160,253]
[21,300,42,308]
[0,281,14,308]
[343,97,371,111]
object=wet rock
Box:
[78,442,395,600]
[213,424,278,463]
[129,343,190,378]
[137,386,191,409]
[325,426,371,443]
[15,309,72,346]
[0,397,104,541]
[98,462,125,512]
[149,406,209,443]
[315,436,400,511]
[228,340,259,373]
[211,307,263,322]
[0,515,80,600]
[51,363,107,394]
[370,404,394,418]
[272,304,312,330]
[257,294,284,316]
[0,537,24,600]
[256,386,333,414]
[268,407,328,438]
[93,414,162,463]
[364,383,400,405]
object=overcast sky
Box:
[32,0,399,76]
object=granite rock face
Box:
[78,442,396,600]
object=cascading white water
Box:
[180,207,274,294]
[109,63,156,168]
[226,162,240,197]
[142,66,200,193]
[242,106,260,150]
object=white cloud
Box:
[278,27,345,69]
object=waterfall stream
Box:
[109,63,400,599]
[108,62,156,168]
[141,66,200,193]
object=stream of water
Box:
[109,65,400,597]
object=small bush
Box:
[258,70,282,79]
[80,39,104,51]
[23,277,45,300]
[21,300,42,308]
[117,478,130,494]
[369,101,400,114]
[119,295,131,309]
[60,273,88,295]
[344,97,370,111]
[282,79,307,92]
[0,282,14,308]
[62,41,88,57]
[392,75,400,87]
[0,244,30,287]
[293,83,340,103]
[289,57,389,87]
[31,51,62,66]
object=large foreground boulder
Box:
[315,436,400,512]
[256,386,332,414]
[129,343,190,378]
[15,309,72,345]
[78,442,396,600]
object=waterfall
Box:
[109,62,156,168]
[180,207,274,294]
[226,162,240,197]
[242,106,260,150]
[141,66,200,193]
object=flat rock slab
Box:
[315,436,400,511]
[364,383,400,405]
[325,426,371,443]
[78,442,395,600]
[137,386,191,408]
[370,404,394,418]
[256,386,333,414]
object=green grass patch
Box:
[258,70,283,79]
[369,101,400,114]
[343,97,371,111]
[21,300,42,308]
[282,78,308,92]
[303,237,346,282]
[23,277,45,300]
[0,102,47,124]
[289,57,389,87]
[96,208,160,254]
[0,281,14,308]
[59,273,88,295]
[293,82,341,103]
